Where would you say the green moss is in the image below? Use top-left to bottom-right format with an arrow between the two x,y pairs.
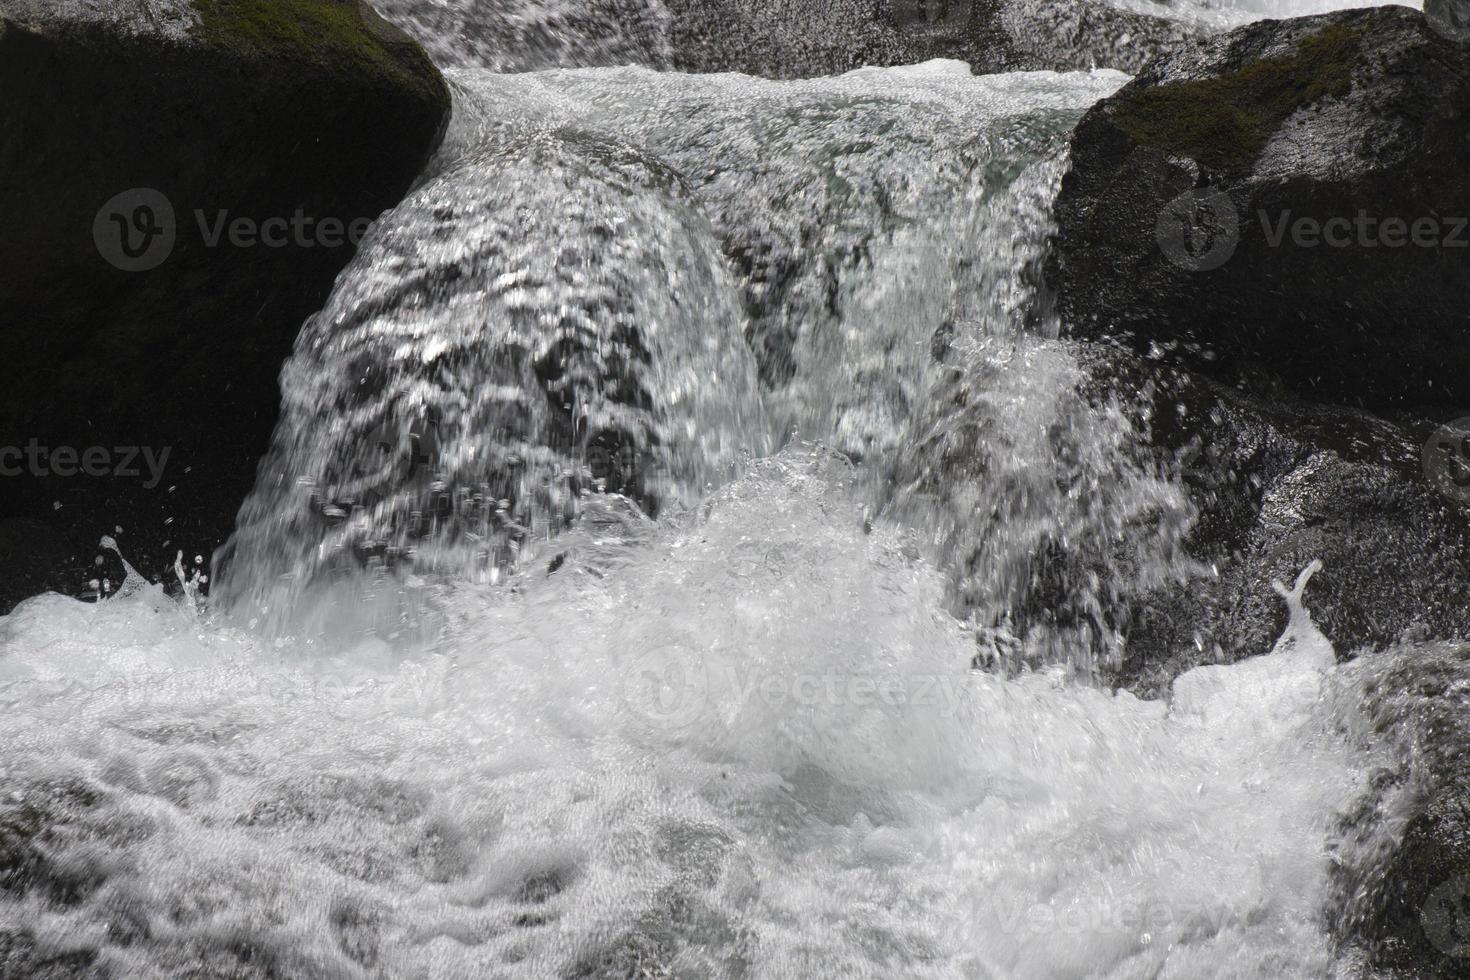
1112,24 -> 1362,173
189,0 -> 443,103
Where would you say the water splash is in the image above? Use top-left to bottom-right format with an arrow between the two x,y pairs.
215,64 -> 1136,643
0,457 -> 1376,978
215,114 -> 768,633
878,150 -> 1200,673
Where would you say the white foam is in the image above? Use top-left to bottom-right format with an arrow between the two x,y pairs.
0,450 -> 1373,978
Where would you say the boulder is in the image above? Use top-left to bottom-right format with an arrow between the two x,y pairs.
1330,641 -> 1470,979
962,0 -> 1199,75
1080,349 -> 1470,974
1078,346 -> 1470,695
0,0 -> 450,611
1049,7 -> 1470,413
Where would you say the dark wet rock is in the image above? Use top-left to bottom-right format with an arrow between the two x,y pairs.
0,931 -> 104,980
962,0 -> 1199,75
329,901 -> 383,970
560,818 -> 754,978
1081,349 -> 1470,970
1049,7 -> 1470,413
238,774 -> 426,829
1080,346 -> 1470,695
0,779 -> 127,910
1330,642 -> 1470,979
0,0 -> 450,613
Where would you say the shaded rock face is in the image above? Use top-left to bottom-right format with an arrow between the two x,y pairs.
1080,347 -> 1470,695
1049,6 -> 1470,413
0,0 -> 450,611
973,0 -> 1199,74
369,0 -> 1198,76
1329,642 -> 1470,979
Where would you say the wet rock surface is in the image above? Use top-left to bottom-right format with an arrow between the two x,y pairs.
1050,6 -> 1470,412
0,0 -> 450,612
1330,642 -> 1470,979
1080,347 -> 1470,695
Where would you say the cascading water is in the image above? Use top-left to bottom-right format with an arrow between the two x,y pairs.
359,0 -> 1422,74
0,3 -> 1443,978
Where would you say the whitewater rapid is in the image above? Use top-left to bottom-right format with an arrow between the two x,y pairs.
0,447 -> 1391,978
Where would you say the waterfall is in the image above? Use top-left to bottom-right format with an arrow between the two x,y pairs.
0,2 -> 1437,977
216,63 -> 1199,667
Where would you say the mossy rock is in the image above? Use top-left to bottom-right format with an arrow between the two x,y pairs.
1329,643 -> 1470,977
0,0 -> 450,610
189,0 -> 442,104
1111,23 -> 1361,173
1049,6 -> 1470,412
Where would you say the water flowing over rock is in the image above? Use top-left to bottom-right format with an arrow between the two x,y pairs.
1049,5 -> 1470,412
368,0 -> 1202,76
0,0 -> 451,612
216,110 -> 768,629
370,0 -> 675,70
219,63 -> 1193,650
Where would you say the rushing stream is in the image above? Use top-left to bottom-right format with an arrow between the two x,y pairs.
0,2 -> 1435,978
